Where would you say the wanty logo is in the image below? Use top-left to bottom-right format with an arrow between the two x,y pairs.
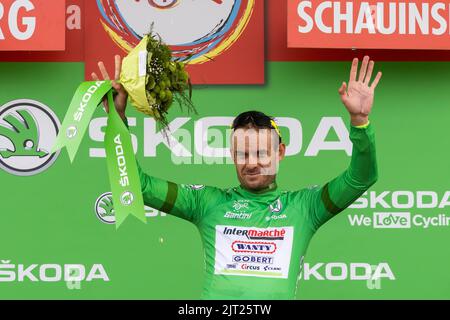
95,192 -> 166,224
0,99 -> 60,176
96,0 -> 255,63
0,260 -> 109,282
231,241 -> 277,254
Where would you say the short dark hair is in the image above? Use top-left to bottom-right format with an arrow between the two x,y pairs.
231,110 -> 282,143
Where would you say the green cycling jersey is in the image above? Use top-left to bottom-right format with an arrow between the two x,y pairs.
134,122 -> 378,299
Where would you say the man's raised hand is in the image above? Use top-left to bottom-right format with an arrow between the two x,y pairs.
338,56 -> 382,126
91,55 -> 128,120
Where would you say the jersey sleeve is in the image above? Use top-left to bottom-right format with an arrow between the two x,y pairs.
301,122 -> 378,231
123,117 -> 221,224
137,161 -> 223,225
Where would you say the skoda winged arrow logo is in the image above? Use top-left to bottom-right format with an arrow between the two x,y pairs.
95,192 -> 116,224
0,109 -> 47,159
66,126 -> 78,139
120,191 -> 134,206
95,192 -> 167,225
269,198 -> 282,213
0,100 -> 60,176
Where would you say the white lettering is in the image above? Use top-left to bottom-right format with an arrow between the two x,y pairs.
9,0 -> 36,40
66,5 -> 81,30
296,1 -> 450,35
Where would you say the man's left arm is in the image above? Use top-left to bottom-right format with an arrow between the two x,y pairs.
305,121 -> 377,230
304,56 -> 382,231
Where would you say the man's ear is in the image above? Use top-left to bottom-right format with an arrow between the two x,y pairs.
278,143 -> 286,161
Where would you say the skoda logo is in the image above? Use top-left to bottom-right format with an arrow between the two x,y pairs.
120,191 -> 134,206
66,126 -> 78,139
95,192 -> 116,224
0,99 -> 61,176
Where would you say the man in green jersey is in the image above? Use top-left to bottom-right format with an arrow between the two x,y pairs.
92,55 -> 382,300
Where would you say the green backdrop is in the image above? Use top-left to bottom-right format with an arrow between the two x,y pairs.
0,61 -> 449,299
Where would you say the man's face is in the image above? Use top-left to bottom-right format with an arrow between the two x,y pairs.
231,127 -> 286,191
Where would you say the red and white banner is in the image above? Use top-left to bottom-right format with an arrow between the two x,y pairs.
288,0 -> 450,50
0,0 -> 66,51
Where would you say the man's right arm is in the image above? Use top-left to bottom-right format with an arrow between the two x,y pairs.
92,56 -> 213,224
122,117 -> 204,223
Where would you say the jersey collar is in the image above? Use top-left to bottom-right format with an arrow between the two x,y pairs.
236,182 -> 280,199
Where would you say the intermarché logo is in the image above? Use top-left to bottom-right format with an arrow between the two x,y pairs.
347,191 -> 450,229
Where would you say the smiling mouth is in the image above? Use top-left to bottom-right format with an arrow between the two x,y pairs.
245,172 -> 260,176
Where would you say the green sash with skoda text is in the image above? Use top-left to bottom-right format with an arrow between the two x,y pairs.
51,81 -> 146,229
51,81 -> 111,162
104,90 -> 146,228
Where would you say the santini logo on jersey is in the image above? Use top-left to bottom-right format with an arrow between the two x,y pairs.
224,212 -> 252,220
223,227 -> 285,240
231,241 -> 277,254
